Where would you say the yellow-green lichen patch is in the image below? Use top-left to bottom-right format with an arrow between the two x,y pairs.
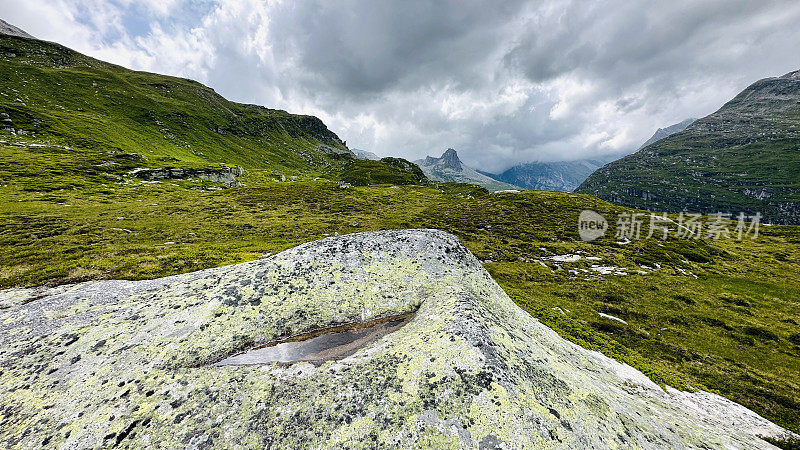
0,230 -> 791,448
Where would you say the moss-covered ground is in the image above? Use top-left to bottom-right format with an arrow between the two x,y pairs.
2,150 -> 798,433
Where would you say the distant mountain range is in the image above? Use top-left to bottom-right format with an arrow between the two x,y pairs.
338,118 -> 697,194
414,149 -> 519,192
637,118 -> 697,150
478,160 -> 605,192
577,70 -> 800,224
476,119 -> 696,192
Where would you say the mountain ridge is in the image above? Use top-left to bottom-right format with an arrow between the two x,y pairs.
637,118 -> 697,150
351,148 -> 380,160
577,69 -> 800,224
479,159 -> 606,192
478,118 -> 696,193
0,19 -> 33,39
0,29 -> 363,183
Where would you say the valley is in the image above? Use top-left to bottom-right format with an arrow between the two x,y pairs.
1,20 -> 799,448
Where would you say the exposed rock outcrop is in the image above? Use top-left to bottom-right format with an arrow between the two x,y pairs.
427,148 -> 462,171
0,19 -> 33,39
352,148 -> 381,160
0,230 -> 790,448
128,165 -> 244,187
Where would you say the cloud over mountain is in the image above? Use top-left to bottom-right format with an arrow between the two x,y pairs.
3,0 -> 799,172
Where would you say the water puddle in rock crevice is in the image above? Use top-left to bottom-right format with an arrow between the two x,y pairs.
214,312 -> 416,366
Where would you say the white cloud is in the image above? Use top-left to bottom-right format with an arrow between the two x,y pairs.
2,0 -> 800,172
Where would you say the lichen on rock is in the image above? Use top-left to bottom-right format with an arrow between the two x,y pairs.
0,229 -> 791,448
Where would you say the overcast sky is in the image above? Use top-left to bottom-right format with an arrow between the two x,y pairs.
2,1 -> 800,172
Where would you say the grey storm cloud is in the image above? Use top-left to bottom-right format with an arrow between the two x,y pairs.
505,0 -> 797,89
265,0 -> 530,97
2,0 -> 800,172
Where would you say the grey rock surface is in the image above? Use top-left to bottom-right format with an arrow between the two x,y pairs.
128,165 -> 244,187
0,19 -> 33,39
0,229 -> 790,448
637,118 -> 697,150
352,148 -> 381,160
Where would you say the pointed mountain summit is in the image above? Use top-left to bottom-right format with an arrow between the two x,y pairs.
437,148 -> 463,170
424,148 -> 463,171
415,149 -> 520,192
0,19 -> 33,39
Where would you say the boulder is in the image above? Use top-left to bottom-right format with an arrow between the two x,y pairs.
0,230 -> 790,448
128,166 -> 244,187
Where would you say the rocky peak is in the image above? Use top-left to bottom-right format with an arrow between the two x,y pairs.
780,69 -> 800,80
439,148 -> 462,169
415,149 -> 520,191
424,147 -> 465,171
0,19 -> 33,39
637,118 -> 697,150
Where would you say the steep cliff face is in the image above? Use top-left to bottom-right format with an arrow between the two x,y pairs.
577,70 -> 800,224
0,230 -> 790,448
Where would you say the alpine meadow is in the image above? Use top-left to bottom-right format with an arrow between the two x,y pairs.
1,5 -> 799,449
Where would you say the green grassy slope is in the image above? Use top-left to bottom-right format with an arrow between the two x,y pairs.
577,71 -> 800,224
1,33 -> 799,437
2,168 -> 799,433
0,33 -> 355,177
339,157 -> 429,186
